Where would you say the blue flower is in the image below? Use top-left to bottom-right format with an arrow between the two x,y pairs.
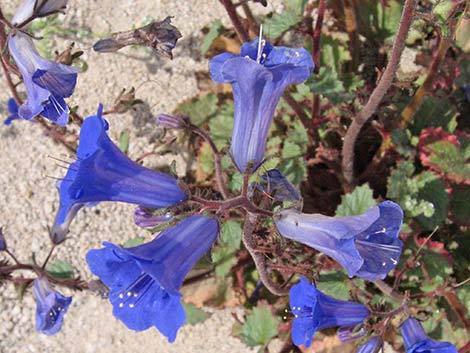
250,169 -> 301,202
401,318 -> 458,353
134,206 -> 173,228
356,337 -> 382,353
8,32 -> 79,126
51,105 -> 187,241
4,98 -> 21,126
275,201 -> 404,281
12,0 -> 68,26
290,277 -> 369,348
33,277 -> 72,336
210,37 -> 314,173
86,215 -> 219,342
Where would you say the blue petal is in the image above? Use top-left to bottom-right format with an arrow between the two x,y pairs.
356,338 -> 382,353
209,52 -> 238,83
41,95 -> 69,126
8,98 -> 19,114
401,318 -> 457,353
32,68 -> 78,97
355,201 -> 404,280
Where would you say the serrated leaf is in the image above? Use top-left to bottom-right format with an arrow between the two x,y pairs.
306,67 -> 352,105
176,93 -> 218,126
241,305 -> 279,347
47,261 -> 74,279
200,20 -> 223,54
220,220 -> 242,249
229,172 -> 243,192
119,130 -> 130,153
285,0 -> 308,15
123,236 -> 145,248
264,11 -> 300,39
316,272 -> 350,300
183,302 -> 210,325
411,96 -> 458,134
336,184 -> 376,216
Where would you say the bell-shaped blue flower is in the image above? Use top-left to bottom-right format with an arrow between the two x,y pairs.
86,215 -> 219,342
4,98 -> 21,126
275,201 -> 404,281
290,277 -> 369,348
401,318 -> 458,353
12,0 -> 68,26
356,337 -> 382,353
33,277 -> 72,336
210,37 -> 314,173
51,105 -> 187,241
8,32 -> 79,126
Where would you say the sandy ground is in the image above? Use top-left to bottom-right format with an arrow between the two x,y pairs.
0,1 -> 286,352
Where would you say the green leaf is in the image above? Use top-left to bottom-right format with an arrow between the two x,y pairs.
46,261 -> 74,279
229,172 -> 243,192
411,96 -> 458,133
123,236 -> 145,248
450,186 -> 470,225
278,158 -> 306,185
209,104 -> 234,150
416,178 -> 449,230
264,11 -> 300,39
176,93 -> 218,126
282,141 -> 302,159
220,220 -> 242,249
119,130 -> 130,153
200,20 -> 223,54
316,272 -> 350,300
285,0 -> 308,15
336,184 -> 376,216
241,305 -> 279,347
198,142 -> 215,175
183,302 -> 210,325
320,36 -> 350,75
306,67 -> 352,105
212,246 -> 237,278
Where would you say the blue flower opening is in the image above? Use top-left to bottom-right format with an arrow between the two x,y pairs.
401,318 -> 458,353
86,215 -> 219,342
275,201 -> 404,281
51,105 -> 187,240
289,277 -> 369,348
8,32 -> 79,126
33,277 -> 72,336
210,37 -> 314,173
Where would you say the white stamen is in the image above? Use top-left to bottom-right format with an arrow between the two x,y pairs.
127,292 -> 132,297
391,258 -> 398,265
119,303 -> 124,308
119,294 -> 124,299
256,24 -> 264,63
129,304 -> 135,308
382,262 -> 387,266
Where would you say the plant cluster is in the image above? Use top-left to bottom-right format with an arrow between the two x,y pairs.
0,1 -> 469,353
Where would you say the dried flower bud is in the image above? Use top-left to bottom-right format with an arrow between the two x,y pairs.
113,87 -> 143,114
0,227 -> 7,251
156,114 -> 189,129
134,206 -> 173,228
93,17 -> 182,59
55,42 -> 83,66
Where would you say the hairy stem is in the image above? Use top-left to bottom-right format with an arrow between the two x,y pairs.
242,213 -> 289,296
341,0 -> 416,188
219,0 -> 250,42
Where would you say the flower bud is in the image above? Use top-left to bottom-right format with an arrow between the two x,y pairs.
156,114 -> 189,129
